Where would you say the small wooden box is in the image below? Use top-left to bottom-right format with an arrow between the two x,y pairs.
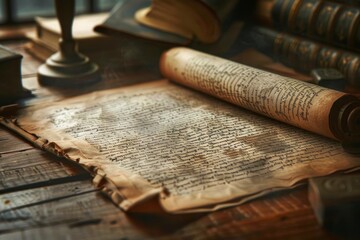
0,45 -> 29,105
309,174 -> 360,235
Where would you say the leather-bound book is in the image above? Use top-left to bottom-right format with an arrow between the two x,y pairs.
256,0 -> 360,52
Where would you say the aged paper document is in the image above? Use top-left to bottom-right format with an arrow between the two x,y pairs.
1,48 -> 360,213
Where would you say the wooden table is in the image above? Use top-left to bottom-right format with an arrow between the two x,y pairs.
0,34 -> 347,240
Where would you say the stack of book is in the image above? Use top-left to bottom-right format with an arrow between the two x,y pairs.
245,0 -> 360,88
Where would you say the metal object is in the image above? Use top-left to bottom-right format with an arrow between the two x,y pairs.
310,68 -> 346,91
38,0 -> 101,87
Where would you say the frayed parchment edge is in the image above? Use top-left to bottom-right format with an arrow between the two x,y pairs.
0,116 -> 164,212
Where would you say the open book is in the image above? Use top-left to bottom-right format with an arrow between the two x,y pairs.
134,0 -> 244,43
1,48 -> 360,213
94,0 -> 251,54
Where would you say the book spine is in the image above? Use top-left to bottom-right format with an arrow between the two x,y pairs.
241,26 -> 360,86
264,0 -> 360,52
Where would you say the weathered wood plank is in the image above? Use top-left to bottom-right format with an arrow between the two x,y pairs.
0,189 -> 340,240
0,127 -> 33,154
0,190 -> 119,233
0,181 -> 95,212
0,217 -> 149,240
172,188 -> 339,240
0,148 -> 89,193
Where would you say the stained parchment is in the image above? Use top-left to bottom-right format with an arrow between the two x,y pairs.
3,78 -> 360,213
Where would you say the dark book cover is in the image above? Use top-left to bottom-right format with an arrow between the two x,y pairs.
266,0 -> 360,52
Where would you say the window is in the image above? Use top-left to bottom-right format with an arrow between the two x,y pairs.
0,0 -> 4,23
0,0 -> 117,25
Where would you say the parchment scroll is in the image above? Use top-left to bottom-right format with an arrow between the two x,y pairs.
160,48 -> 360,141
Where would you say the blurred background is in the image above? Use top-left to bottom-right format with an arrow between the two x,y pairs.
0,0 -> 118,24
